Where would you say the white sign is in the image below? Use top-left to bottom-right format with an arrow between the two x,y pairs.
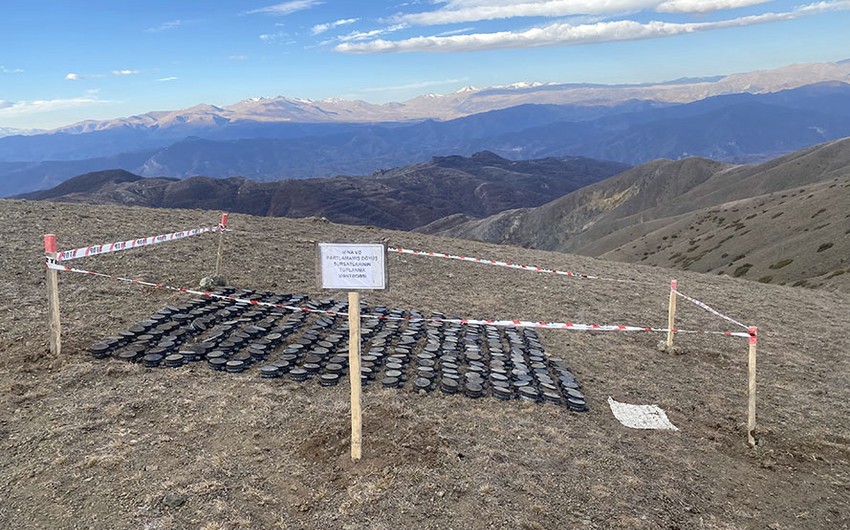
318,243 -> 387,290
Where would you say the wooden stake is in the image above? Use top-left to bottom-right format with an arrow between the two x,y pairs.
348,291 -> 362,462
44,234 -> 62,356
215,213 -> 228,278
747,326 -> 758,447
666,279 -> 678,348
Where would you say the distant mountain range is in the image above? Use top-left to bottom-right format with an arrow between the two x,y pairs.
19,137 -> 850,290
18,152 -> 628,231
2,59 -> 850,197
0,127 -> 45,138
39,57 -> 850,130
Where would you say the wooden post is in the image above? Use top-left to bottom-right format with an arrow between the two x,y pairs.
666,279 -> 678,348
44,234 -> 62,356
747,326 -> 758,447
215,213 -> 228,278
348,291 -> 362,462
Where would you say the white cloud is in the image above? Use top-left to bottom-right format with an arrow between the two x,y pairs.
339,0 -> 850,53
259,31 -> 292,43
338,20 -> 695,53
657,0 -> 772,13
1,66 -> 24,74
65,72 -> 106,80
246,0 -> 322,15
158,76 -> 178,82
112,69 -> 141,76
397,0 -> 661,25
0,96 -> 110,118
395,0 -> 829,24
146,19 -> 184,33
360,78 -> 465,92
229,54 -> 249,61
311,17 -> 359,35
793,0 -> 850,14
336,23 -> 408,43
434,27 -> 477,37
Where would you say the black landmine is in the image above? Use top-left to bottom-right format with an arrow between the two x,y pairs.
89,288 -> 588,412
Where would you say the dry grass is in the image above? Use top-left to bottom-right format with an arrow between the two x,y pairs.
605,174 -> 850,292
0,199 -> 848,529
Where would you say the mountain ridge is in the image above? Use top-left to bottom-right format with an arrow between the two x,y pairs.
19,138 -> 850,291
421,137 -> 850,291
27,59 -> 850,138
19,152 -> 628,231
4,82 -> 850,197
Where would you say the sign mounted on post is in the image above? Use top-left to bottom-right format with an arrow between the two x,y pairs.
318,243 -> 387,290
316,242 -> 388,463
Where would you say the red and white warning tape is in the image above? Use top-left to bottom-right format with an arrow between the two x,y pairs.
673,288 -> 748,330
45,258 -> 750,338
55,224 -> 224,262
388,246 -> 652,284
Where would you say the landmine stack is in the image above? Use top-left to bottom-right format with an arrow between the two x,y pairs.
88,289 -> 589,411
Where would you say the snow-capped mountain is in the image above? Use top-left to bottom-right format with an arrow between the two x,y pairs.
0,126 -> 46,138
41,59 -> 850,136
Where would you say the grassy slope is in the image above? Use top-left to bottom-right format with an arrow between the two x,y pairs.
426,138 -> 850,291
597,174 -> 850,290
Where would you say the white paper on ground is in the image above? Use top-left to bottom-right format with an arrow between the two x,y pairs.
608,396 -> 679,431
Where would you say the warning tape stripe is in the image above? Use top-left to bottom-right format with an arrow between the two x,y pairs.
673,289 -> 749,330
56,225 -> 224,262
45,259 -> 749,338
388,246 -> 652,284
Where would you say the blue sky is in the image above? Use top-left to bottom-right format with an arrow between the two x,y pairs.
1,0 -> 849,129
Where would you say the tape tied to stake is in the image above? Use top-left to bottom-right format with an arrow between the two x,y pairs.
388,246 -> 654,285
54,224 -> 223,262
672,288 -> 749,330
45,258 -> 750,338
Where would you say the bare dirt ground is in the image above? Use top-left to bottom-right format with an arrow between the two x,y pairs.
1,199 -> 848,530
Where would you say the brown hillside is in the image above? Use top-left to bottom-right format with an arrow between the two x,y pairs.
1,199 -> 848,529
599,174 -> 850,290
425,138 -> 850,291
419,157 -> 730,250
